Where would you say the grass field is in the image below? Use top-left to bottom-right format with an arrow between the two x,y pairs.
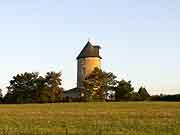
0,102 -> 179,135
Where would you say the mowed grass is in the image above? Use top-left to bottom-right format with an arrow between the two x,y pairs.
0,102 -> 179,135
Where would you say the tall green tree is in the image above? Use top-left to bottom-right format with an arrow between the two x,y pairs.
115,80 -> 134,101
0,89 -> 3,103
39,72 -> 64,103
6,72 -> 39,103
83,68 -> 117,101
138,87 -> 150,100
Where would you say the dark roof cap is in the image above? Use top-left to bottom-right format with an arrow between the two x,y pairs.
77,41 -> 102,59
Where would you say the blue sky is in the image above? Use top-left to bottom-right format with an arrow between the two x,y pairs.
0,0 -> 179,95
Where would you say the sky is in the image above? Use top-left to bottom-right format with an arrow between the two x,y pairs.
0,0 -> 179,95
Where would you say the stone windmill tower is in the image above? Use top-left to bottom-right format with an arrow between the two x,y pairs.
77,41 -> 102,89
64,40 -> 102,99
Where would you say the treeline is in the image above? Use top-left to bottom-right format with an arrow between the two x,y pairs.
150,94 -> 180,101
79,68 -> 180,102
82,68 -> 150,102
0,69 -> 179,104
2,72 -> 63,104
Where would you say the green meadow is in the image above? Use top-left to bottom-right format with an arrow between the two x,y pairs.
0,102 -> 179,135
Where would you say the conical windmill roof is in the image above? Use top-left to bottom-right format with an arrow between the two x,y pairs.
77,41 -> 102,59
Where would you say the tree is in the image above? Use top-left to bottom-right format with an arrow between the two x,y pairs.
6,72 -> 40,103
0,89 -> 3,103
115,80 -> 134,101
83,68 -> 117,101
129,92 -> 146,101
39,72 -> 64,103
138,87 -> 150,100
4,71 -> 64,104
